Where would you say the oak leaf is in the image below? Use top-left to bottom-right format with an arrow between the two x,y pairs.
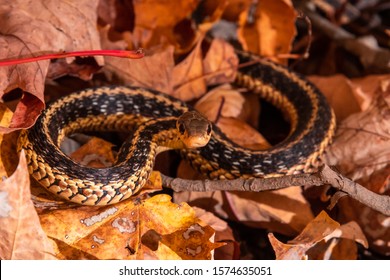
0,0 -> 102,133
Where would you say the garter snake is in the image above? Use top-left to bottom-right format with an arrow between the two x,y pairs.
18,51 -> 336,206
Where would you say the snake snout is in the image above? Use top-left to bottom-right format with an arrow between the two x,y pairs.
177,111 -> 212,149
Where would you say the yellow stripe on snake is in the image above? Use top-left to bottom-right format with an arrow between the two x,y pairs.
18,51 -> 336,206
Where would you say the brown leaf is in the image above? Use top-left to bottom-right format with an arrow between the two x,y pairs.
268,211 -> 367,260
222,0 -> 252,22
308,75 -> 362,121
193,206 -> 237,260
104,44 -> 175,95
237,0 -> 297,63
313,76 -> 389,256
349,75 -> 390,111
104,38 -> 238,101
226,187 -> 314,236
0,0 -> 102,133
215,117 -> 270,150
128,0 -> 199,51
0,151 -> 55,259
325,90 -> 390,181
195,84 -> 269,149
202,39 -> 238,85
195,84 -> 246,121
309,74 -> 390,121
171,38 -> 207,100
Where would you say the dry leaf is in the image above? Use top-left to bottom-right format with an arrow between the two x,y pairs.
160,222 -> 223,260
222,0 -> 252,22
0,103 -> 18,178
104,44 -> 175,94
129,0 -> 199,51
268,211 -> 367,260
195,84 -> 269,149
215,117 -> 270,150
309,75 -> 362,121
70,137 -> 116,168
226,187 -> 314,236
195,84 -> 246,121
40,194 -> 220,259
309,74 -> 390,121
104,38 -> 237,101
193,206 -> 237,260
0,0 -> 102,133
202,39 -> 238,85
100,0 -> 228,53
350,75 -> 390,110
325,91 -> 390,181
322,86 -> 390,256
237,0 -> 297,63
0,151 -> 55,259
171,38 -> 206,100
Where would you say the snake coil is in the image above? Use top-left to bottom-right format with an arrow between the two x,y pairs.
19,51 -> 336,206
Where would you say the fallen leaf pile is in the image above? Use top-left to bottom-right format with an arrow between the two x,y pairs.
0,0 -> 389,260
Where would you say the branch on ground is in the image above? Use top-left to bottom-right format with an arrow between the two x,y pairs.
161,164 -> 390,216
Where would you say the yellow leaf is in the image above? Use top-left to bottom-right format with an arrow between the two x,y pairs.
40,194 -> 221,259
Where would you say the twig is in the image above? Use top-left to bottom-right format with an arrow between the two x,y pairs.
161,164 -> 390,216
0,49 -> 144,66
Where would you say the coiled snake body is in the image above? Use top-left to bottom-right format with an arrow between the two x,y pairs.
19,52 -> 336,206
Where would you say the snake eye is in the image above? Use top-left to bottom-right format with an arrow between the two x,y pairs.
207,124 -> 212,135
178,123 -> 185,134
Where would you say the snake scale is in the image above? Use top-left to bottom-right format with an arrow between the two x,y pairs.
18,51 -> 336,206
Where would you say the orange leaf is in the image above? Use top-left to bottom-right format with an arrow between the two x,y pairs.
0,104 -> 19,178
237,0 -> 297,63
268,211 -> 367,260
70,137 -> 116,168
40,194 -> 221,259
309,75 -> 362,121
104,38 -> 238,101
222,0 -> 252,22
0,151 -> 55,259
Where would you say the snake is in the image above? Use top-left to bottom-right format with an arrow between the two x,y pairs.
18,51 -> 336,206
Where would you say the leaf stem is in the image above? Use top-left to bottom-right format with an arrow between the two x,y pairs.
0,48 -> 144,66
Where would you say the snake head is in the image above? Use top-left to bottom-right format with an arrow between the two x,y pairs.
176,111 -> 212,148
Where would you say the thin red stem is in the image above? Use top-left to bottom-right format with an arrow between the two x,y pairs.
0,48 -> 144,66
